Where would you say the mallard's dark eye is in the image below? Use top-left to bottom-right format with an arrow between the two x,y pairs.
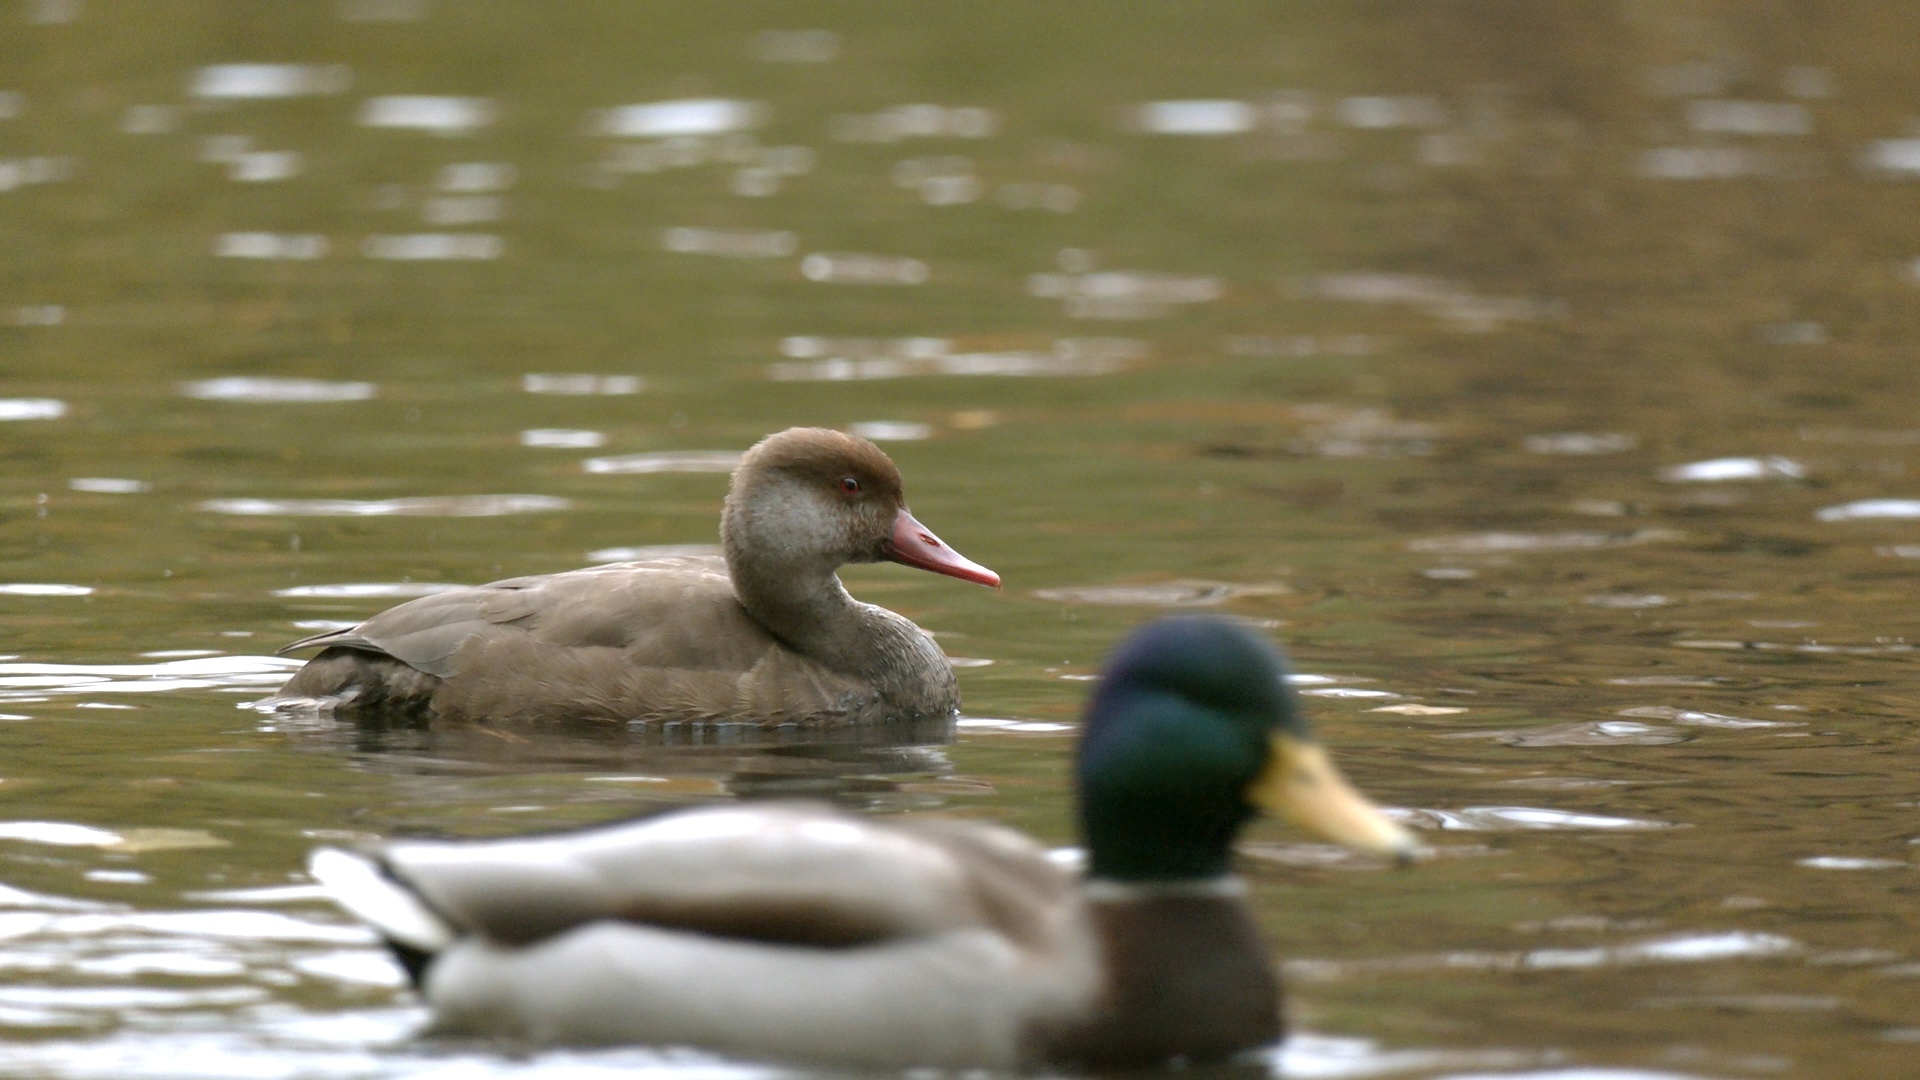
839,476 -> 861,494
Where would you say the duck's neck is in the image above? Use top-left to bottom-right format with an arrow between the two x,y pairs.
720,490 -> 956,714
726,548 -> 871,664
720,483 -> 867,659
1043,878 -> 1281,1067
727,541 -> 946,696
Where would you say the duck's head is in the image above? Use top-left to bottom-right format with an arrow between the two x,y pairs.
1076,616 -> 1420,882
721,428 -> 999,587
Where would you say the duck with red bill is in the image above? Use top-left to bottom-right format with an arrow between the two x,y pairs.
268,427 -> 999,726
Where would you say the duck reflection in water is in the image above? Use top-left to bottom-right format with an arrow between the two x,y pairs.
276,705 -> 964,814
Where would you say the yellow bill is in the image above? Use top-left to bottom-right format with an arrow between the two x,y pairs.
1252,733 -> 1424,865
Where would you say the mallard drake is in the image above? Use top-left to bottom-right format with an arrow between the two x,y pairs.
269,427 -> 1000,726
309,616 -> 1419,1069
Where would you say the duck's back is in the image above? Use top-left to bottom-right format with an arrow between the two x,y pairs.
274,558 -> 910,724
331,804 -> 1100,1068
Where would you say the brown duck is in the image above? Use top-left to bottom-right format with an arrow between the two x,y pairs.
269,428 -> 1000,725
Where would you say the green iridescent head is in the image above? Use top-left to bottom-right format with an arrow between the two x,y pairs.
1075,617 -> 1417,882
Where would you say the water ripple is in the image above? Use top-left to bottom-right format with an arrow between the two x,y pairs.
359,95 -> 496,135
582,451 -> 742,475
521,429 -> 606,449
1583,593 -> 1670,609
768,337 -> 1142,381
1675,638 -> 1914,655
189,64 -> 351,100
1133,99 -> 1258,136
1290,931 -> 1798,981
361,234 -> 503,261
1524,432 -> 1638,455
1268,1031 -> 1540,1079
1443,1060 -> 1720,1068
800,252 -> 928,286
47,910 -> 367,945
1299,688 -> 1400,700
522,374 -> 643,395
0,656 -> 298,701
0,823 -> 120,847
0,584 -> 92,597
846,421 -> 932,442
274,584 -> 463,599
1798,856 -> 1907,870
828,103 -> 997,143
1032,580 -> 1290,607
1393,805 -> 1675,831
214,232 -> 328,260
1817,498 -> 1920,521
1409,529 -> 1683,555
660,226 -> 797,258
0,398 -> 66,421
594,98 -> 764,138
584,545 -> 721,562
179,378 -> 375,404
954,717 -> 1073,734
1661,456 -> 1804,482
199,496 -> 568,517
69,478 -> 151,494
1616,706 -> 1802,730
1028,269 -> 1223,319
1443,720 -> 1688,747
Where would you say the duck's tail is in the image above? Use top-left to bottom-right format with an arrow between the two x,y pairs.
309,847 -> 456,988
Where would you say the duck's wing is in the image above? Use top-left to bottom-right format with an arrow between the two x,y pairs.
278,558 -> 769,678
315,803 -> 1073,955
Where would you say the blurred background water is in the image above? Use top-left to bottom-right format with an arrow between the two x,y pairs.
2,2 -> 1920,1077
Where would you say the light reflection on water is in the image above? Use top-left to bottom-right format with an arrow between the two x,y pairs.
273,584 -> 462,599
581,451 -> 742,475
1392,807 -> 1675,833
180,378 -> 378,404
0,399 -> 68,421
198,496 -> 572,517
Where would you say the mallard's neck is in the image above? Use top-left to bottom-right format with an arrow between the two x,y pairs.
1079,796 -> 1250,881
1043,887 -> 1280,1067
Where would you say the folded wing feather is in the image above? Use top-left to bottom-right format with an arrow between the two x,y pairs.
378,804 -> 1072,949
279,557 -> 765,680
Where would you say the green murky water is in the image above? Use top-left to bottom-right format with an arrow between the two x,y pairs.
2,2 -> 1920,1077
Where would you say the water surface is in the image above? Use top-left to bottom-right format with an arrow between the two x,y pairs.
2,3 -> 1920,1078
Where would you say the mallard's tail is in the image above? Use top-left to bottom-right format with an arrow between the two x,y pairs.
309,847 -> 455,987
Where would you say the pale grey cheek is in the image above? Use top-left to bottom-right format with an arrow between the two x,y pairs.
749,483 -> 859,559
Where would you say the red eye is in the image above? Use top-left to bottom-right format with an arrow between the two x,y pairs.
839,476 -> 861,494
